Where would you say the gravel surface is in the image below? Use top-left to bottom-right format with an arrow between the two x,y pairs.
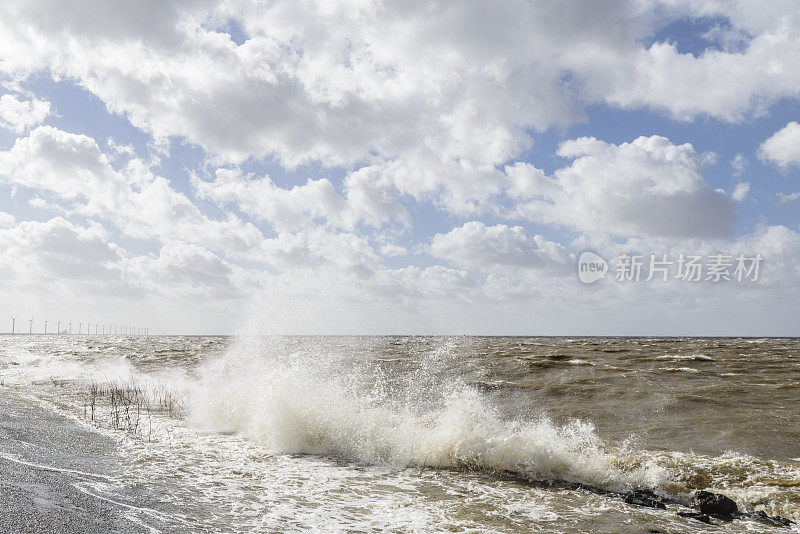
0,389 -> 163,533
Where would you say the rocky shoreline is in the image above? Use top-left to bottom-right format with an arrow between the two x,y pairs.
623,488 -> 795,529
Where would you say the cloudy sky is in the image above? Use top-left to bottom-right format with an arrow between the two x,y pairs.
0,0 -> 799,335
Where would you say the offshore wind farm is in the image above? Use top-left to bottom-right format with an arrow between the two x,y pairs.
5,316 -> 149,336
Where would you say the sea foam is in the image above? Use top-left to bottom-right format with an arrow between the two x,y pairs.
189,336 -> 669,494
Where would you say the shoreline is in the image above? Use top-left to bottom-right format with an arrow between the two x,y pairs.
0,388 -> 180,533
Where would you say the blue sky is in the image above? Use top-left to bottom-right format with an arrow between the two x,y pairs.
0,1 -> 798,335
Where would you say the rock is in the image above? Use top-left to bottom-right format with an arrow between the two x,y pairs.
746,510 -> 795,528
624,490 -> 667,509
688,492 -> 794,528
694,490 -> 738,517
678,511 -> 711,524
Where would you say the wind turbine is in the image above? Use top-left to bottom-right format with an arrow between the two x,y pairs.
78,322 -> 82,335
68,322 -> 72,335
10,316 -> 17,334
57,320 -> 61,334
44,319 -> 48,334
28,315 -> 34,334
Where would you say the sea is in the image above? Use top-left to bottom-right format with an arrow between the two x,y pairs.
0,335 -> 798,532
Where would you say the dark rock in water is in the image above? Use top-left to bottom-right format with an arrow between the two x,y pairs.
745,510 -> 795,528
694,490 -> 738,517
624,490 -> 666,509
678,511 -> 711,524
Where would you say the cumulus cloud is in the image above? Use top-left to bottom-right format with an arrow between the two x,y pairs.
577,0 -> 800,121
732,182 -> 750,201
0,0 -> 796,240
0,217 -> 126,285
724,224 -> 800,286
731,153 -> 748,176
508,135 -> 737,238
0,94 -> 50,133
429,221 -> 569,272
0,211 -> 15,228
1,0 -> 798,217
0,1 -> 581,168
129,242 -> 258,301
194,166 -> 409,232
0,126 -> 264,255
0,127 -> 456,304
0,1 -> 799,334
0,216 -> 262,313
1,2 -> 797,161
759,121 -> 800,167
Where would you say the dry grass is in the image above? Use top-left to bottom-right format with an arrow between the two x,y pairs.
82,378 -> 184,440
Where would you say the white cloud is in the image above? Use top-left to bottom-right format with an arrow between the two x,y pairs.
576,1 -> 800,121
27,196 -> 66,212
194,169 -> 347,232
260,228 -> 383,275
0,211 -> 16,228
0,217 -> 125,285
379,243 -> 407,257
731,153 -> 748,176
731,224 -> 800,286
128,242 -> 258,301
429,221 -> 569,272
759,121 -> 800,167
0,126 -> 264,256
777,191 -> 800,204
0,217 -> 263,321
194,166 -> 409,232
2,0 -> 798,215
732,182 -> 750,201
0,2 -> 799,334
0,94 -> 50,133
508,135 -> 737,238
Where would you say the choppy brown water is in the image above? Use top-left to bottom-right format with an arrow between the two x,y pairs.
1,335 -> 798,532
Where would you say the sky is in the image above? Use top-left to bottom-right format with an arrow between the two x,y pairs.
0,0 -> 799,335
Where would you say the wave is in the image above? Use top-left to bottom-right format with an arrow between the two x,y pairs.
656,367 -> 701,374
189,337 -> 669,495
4,336 -> 799,525
654,354 -> 715,362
